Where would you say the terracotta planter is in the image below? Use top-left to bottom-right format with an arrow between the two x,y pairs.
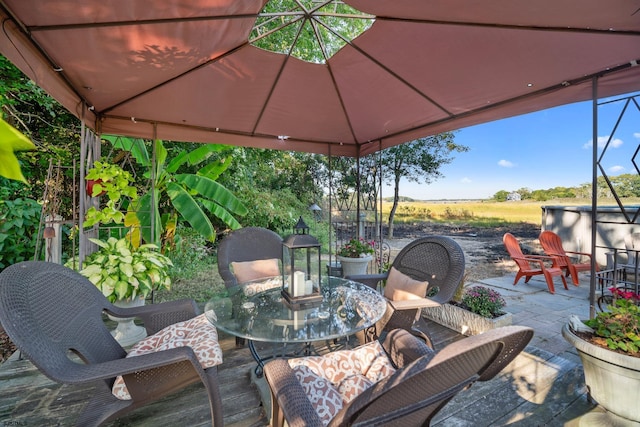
422,302 -> 512,336
85,178 -> 106,197
337,255 -> 372,277
562,324 -> 640,425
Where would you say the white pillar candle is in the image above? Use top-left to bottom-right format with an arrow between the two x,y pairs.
305,279 -> 313,294
293,271 -> 305,296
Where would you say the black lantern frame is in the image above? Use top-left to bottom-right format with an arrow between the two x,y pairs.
281,217 -> 322,308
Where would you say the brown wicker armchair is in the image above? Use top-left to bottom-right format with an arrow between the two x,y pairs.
217,227 -> 283,346
264,326 -> 533,427
347,236 -> 465,346
0,261 -> 223,427
217,226 -> 283,289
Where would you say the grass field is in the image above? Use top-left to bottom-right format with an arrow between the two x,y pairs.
381,198 -> 638,227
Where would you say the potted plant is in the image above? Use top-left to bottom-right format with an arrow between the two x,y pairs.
423,285 -> 512,336
562,287 -> 640,425
79,236 -> 173,345
336,237 -> 375,277
83,161 -> 138,228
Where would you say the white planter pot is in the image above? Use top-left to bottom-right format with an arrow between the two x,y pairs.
108,297 -> 147,347
562,324 -> 640,426
337,255 -> 372,277
422,303 -> 512,336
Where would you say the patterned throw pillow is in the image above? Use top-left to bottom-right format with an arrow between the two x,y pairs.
112,312 -> 223,400
287,340 -> 396,425
383,266 -> 429,301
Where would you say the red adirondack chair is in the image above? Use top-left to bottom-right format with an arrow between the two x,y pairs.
539,230 -> 598,285
503,233 -> 567,294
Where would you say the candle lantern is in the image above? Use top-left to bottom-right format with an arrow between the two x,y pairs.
281,216 -> 322,307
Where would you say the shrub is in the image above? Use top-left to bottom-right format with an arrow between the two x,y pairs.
461,285 -> 506,318
0,197 -> 42,270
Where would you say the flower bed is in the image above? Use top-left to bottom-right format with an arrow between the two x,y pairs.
423,285 -> 512,336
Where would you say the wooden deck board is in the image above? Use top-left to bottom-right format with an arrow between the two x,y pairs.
0,320 -> 596,427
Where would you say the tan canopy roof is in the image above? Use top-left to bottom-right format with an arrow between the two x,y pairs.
1,0 -> 639,157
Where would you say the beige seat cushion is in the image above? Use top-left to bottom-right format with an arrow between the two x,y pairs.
231,258 -> 280,283
112,313 -> 223,400
383,266 -> 429,301
287,340 -> 396,426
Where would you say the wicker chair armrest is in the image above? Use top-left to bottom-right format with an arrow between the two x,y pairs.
388,298 -> 440,311
106,299 -> 199,335
381,329 -> 435,368
264,359 -> 324,427
344,273 -> 388,290
64,346 -> 201,384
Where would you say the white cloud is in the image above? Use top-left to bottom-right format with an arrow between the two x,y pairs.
634,132 -> 640,140
498,159 -> 515,168
609,165 -> 625,174
461,177 -> 472,183
583,135 -> 624,149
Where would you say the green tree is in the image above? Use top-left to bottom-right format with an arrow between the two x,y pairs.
516,187 -> 532,200
1,55 -> 80,219
380,133 -> 468,238
493,190 -> 509,202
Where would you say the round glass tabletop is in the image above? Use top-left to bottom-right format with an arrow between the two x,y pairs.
204,276 -> 386,344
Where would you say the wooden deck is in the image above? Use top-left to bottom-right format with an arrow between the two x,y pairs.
0,319 -> 598,426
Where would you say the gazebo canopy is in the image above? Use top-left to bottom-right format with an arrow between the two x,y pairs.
1,0 -> 639,157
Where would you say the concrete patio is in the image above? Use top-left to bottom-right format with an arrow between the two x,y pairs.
0,272 -> 609,426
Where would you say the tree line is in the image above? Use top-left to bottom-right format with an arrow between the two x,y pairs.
492,174 -> 640,201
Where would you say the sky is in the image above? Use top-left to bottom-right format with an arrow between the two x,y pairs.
383,91 -> 640,200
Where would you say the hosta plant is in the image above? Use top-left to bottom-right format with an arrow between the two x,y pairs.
80,237 -> 172,302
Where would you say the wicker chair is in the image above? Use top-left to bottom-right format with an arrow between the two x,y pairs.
264,326 -> 533,427
539,230 -> 598,285
347,236 -> 465,346
503,233 -> 567,294
0,261 -> 223,427
217,226 -> 283,289
217,226 -> 283,346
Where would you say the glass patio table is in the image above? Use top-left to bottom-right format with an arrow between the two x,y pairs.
204,276 -> 387,376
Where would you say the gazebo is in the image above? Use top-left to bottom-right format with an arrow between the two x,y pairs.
1,0 -> 640,314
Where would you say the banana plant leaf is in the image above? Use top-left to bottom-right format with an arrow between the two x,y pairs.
0,118 -> 36,183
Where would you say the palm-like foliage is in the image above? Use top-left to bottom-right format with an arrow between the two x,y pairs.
105,136 -> 247,245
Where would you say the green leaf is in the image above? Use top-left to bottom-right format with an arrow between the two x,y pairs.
104,135 -> 150,166
166,150 -> 190,173
0,118 -> 36,183
154,139 -> 168,178
166,182 -> 216,241
175,174 -> 247,215
200,198 -> 242,230
119,263 -> 134,278
136,190 -> 163,246
114,280 -> 129,300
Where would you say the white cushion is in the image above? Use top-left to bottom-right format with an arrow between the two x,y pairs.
230,258 -> 280,283
383,266 -> 429,301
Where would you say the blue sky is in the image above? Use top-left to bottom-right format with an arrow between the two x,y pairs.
384,91 -> 640,200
